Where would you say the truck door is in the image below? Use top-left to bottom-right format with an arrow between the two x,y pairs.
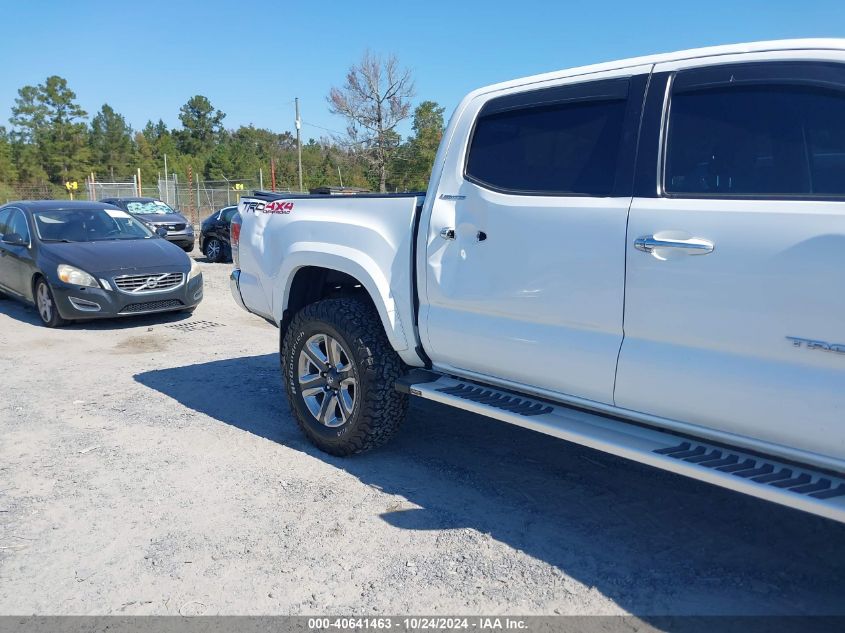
421,66 -> 650,405
615,55 -> 845,463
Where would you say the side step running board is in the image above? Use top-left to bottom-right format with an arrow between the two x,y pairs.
396,371 -> 845,523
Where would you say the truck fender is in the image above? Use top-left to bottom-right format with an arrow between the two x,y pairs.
275,244 -> 410,353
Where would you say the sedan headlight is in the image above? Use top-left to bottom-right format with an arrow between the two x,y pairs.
57,264 -> 99,288
188,259 -> 202,281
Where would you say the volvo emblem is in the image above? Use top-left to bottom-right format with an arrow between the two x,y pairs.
146,277 -> 159,289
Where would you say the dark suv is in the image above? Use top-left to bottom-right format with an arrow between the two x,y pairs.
100,197 -> 194,252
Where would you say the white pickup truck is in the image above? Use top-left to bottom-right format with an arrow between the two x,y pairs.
231,39 -> 845,523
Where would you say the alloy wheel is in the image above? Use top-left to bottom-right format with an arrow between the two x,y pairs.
206,239 -> 221,261
297,333 -> 357,427
36,282 -> 53,323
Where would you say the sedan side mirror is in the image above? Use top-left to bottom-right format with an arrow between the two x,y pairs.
2,233 -> 26,246
155,227 -> 169,238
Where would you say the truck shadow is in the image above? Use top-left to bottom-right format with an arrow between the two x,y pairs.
134,354 -> 845,616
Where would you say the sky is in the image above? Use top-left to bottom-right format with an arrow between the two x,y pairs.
2,0 -> 845,142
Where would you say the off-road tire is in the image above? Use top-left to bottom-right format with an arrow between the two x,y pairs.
281,297 -> 408,456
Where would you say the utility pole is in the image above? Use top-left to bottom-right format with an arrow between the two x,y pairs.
163,154 -> 169,203
187,165 -> 195,229
295,97 -> 303,193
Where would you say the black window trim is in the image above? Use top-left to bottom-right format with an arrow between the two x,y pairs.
0,206 -> 12,238
658,60 -> 845,202
462,75 -> 647,198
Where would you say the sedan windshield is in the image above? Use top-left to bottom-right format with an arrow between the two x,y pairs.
34,209 -> 154,242
125,200 -> 176,215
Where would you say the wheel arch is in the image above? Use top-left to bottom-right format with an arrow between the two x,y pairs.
30,271 -> 46,304
278,257 -> 409,356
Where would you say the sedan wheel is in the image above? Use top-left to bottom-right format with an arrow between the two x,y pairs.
35,279 -> 67,328
205,238 -> 223,263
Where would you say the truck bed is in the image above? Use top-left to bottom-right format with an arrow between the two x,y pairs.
235,190 -> 427,366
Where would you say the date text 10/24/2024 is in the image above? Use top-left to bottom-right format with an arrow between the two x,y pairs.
308,617 -> 529,631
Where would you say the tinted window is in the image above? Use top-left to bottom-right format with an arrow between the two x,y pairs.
0,208 -> 10,237
222,207 -> 237,222
7,210 -> 30,242
466,95 -> 628,196
665,83 -> 845,197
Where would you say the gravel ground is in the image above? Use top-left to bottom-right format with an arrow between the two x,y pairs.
1,257 -> 844,617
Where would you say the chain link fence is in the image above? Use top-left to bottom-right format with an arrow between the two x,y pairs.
1,183 -> 65,201
87,181 -> 143,200
83,177 -> 290,230
3,177 -> 295,232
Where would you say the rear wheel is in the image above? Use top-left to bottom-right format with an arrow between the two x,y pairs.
34,278 -> 68,328
281,298 -> 408,456
204,238 -> 223,262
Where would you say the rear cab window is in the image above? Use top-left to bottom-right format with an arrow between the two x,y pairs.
464,78 -> 635,197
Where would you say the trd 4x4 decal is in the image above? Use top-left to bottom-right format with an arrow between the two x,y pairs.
242,200 -> 294,214
264,200 -> 294,214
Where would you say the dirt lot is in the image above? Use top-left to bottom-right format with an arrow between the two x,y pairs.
1,257 -> 844,617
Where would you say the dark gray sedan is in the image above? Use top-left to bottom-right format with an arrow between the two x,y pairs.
0,201 -> 203,327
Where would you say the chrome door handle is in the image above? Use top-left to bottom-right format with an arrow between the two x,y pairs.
439,227 -> 455,240
634,235 -> 714,255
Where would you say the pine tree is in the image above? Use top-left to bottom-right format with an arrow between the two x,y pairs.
177,96 -> 225,157
90,104 -> 134,180
9,76 -> 89,184
0,127 -> 18,183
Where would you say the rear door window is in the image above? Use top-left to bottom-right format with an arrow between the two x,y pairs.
465,79 -> 630,197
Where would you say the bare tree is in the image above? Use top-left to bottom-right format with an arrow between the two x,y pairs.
328,51 -> 415,192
